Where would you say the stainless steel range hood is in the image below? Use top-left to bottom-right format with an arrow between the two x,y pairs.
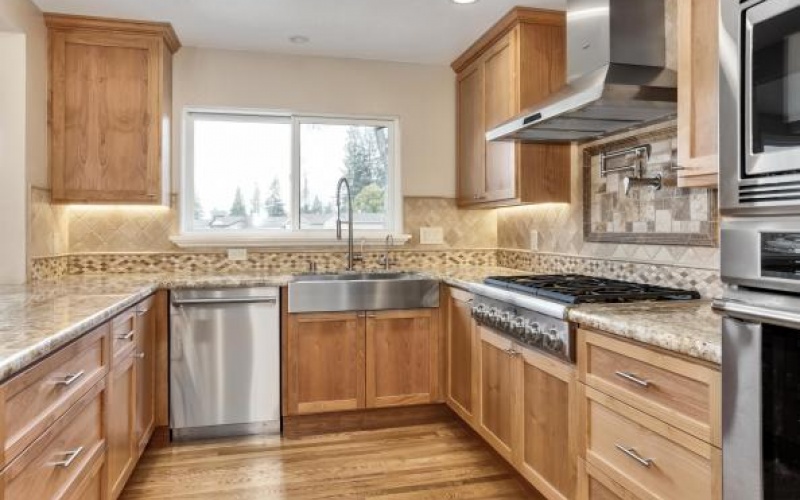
487,0 -> 677,143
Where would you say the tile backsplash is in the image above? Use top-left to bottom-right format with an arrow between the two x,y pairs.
584,124 -> 717,246
497,122 -> 720,271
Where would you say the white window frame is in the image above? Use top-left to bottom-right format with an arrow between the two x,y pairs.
172,107 -> 408,248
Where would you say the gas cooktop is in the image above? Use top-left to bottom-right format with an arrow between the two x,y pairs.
483,274 -> 701,304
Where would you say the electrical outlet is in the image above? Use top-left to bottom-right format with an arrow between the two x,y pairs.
529,230 -> 539,251
419,227 -> 444,245
227,248 -> 248,261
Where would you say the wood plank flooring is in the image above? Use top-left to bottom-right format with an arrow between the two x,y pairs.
121,421 -> 538,499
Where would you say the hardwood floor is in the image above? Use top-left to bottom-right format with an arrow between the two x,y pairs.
121,421 -> 539,499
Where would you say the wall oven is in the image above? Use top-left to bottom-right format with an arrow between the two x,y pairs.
720,0 -> 800,214
719,220 -> 800,499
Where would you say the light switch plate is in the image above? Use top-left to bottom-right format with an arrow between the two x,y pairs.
227,248 -> 248,261
529,230 -> 539,251
420,227 -> 444,245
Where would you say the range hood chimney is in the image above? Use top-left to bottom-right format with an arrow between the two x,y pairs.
487,0 -> 677,143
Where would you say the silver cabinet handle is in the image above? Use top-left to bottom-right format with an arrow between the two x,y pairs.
54,370 -> 85,387
116,331 -> 135,341
615,444 -> 654,468
52,446 -> 84,468
134,352 -> 145,359
615,371 -> 651,387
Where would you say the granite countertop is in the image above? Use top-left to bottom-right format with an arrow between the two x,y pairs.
0,266 -> 720,383
0,266 -> 519,382
567,300 -> 721,365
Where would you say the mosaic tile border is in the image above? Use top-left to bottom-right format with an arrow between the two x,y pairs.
497,249 -> 723,299
30,249 -> 497,279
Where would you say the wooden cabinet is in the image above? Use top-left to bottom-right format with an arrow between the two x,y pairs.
453,7 -> 570,207
676,0 -> 720,188
45,14 -> 180,204
107,350 -> 136,499
477,327 -> 521,462
576,328 -> 721,500
134,296 -> 156,456
445,287 -> 478,424
365,310 -> 439,408
287,312 -> 366,415
286,308 -> 440,416
519,347 -> 577,500
2,382 -> 106,500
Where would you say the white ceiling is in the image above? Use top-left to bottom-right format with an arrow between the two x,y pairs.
31,0 -> 566,65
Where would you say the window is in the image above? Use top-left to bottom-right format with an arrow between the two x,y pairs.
179,110 -> 399,246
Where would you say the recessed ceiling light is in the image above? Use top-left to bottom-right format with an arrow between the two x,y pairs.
289,35 -> 310,44
451,0 -> 478,4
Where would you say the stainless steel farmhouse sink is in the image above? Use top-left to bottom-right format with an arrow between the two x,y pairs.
288,272 -> 439,313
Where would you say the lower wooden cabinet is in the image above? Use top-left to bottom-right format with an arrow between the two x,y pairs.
519,348 -> 577,500
107,351 -> 137,499
286,312 -> 366,415
2,381 -> 106,500
134,297 -> 157,455
286,308 -> 440,416
366,309 -> 439,407
477,327 -> 521,462
445,287 -> 478,424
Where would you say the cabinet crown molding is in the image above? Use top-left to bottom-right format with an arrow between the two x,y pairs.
43,13 -> 181,53
451,6 -> 564,73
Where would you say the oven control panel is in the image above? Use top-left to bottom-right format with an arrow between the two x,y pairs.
471,295 -> 573,362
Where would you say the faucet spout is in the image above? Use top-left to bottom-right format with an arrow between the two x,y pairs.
335,177 -> 362,271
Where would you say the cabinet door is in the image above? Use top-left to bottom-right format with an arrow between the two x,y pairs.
108,354 -> 136,499
478,326 -> 522,462
366,309 -> 438,407
287,312 -> 365,415
677,0 -> 719,188
446,288 -> 478,424
483,29 -> 519,203
457,60 -> 485,205
50,30 -> 162,203
134,297 -> 156,456
518,347 -> 577,500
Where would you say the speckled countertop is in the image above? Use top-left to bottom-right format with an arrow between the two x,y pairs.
0,266 -> 518,382
568,301 -> 721,365
0,266 -> 720,383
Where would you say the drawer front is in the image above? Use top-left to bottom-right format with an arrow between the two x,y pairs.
3,324 -> 108,465
586,388 -> 719,500
579,329 -> 720,445
112,308 -> 137,358
4,382 -> 105,500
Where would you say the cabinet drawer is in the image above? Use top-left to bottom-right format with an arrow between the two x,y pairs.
585,387 -> 720,500
578,329 -> 720,445
2,324 -> 108,466
3,381 -> 106,500
112,307 -> 138,358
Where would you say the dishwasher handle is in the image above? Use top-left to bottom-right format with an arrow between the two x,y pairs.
172,296 -> 278,306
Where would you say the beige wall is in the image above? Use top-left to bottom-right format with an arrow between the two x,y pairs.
0,0 -> 46,283
172,47 -> 456,197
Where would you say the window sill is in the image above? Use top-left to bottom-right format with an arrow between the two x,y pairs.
170,233 -> 412,249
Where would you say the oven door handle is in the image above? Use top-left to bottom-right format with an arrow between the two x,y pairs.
713,299 -> 800,329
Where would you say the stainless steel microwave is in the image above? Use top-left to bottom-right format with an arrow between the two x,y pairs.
720,0 -> 800,215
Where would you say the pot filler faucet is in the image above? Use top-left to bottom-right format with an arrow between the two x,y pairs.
336,177 -> 363,271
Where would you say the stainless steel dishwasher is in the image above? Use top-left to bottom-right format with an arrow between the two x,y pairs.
169,287 -> 280,440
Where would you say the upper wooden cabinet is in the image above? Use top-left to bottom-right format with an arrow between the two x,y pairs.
45,14 -> 180,204
676,0 -> 719,189
453,8 -> 571,208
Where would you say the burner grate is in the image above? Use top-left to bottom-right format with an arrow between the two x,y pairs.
484,274 -> 700,304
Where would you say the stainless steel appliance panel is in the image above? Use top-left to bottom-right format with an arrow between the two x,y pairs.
170,287 -> 280,439
720,0 -> 800,214
722,316 -> 764,500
